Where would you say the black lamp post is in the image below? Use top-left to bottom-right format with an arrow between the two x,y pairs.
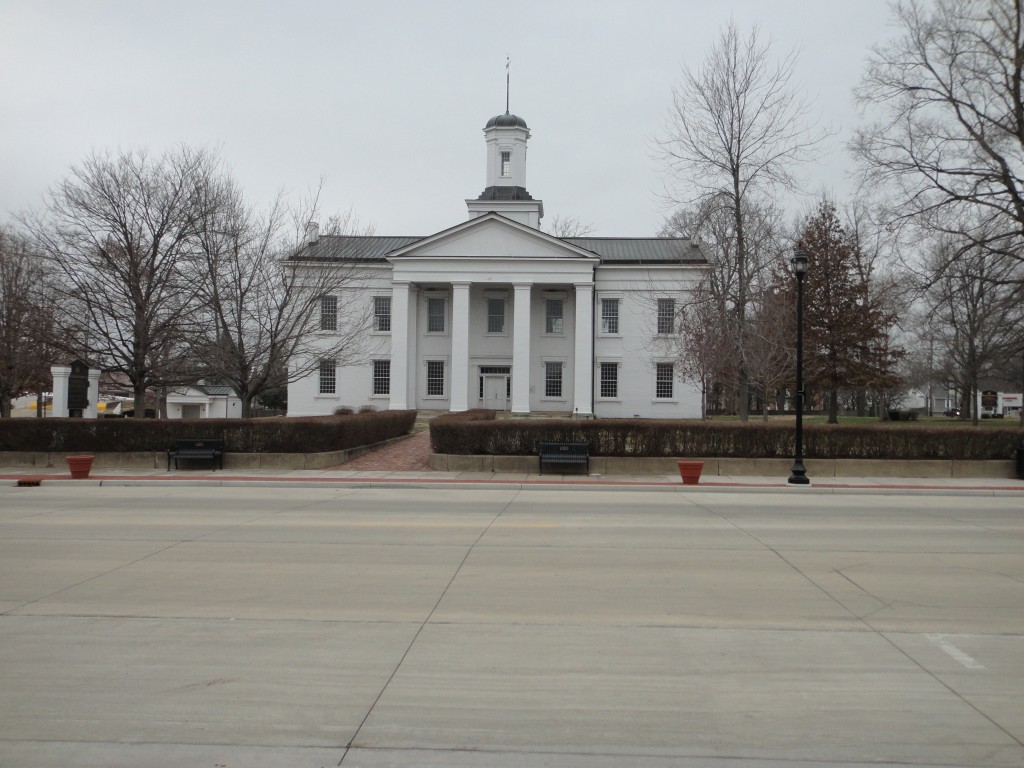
789,249 -> 810,485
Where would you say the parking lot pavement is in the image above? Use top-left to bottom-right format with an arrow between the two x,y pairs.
0,484 -> 1022,767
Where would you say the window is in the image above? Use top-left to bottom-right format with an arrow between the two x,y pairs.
320,296 -> 337,331
657,298 -> 675,335
426,360 -> 445,396
318,359 -> 336,394
500,150 -> 511,176
374,296 -> 391,332
544,361 -> 563,398
656,363 -> 674,399
545,299 -> 563,334
599,362 -> 618,398
427,297 -> 446,333
601,298 -> 619,334
487,298 -> 505,333
372,360 -> 390,396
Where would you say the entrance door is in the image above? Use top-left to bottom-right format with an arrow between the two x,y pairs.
483,375 -> 508,411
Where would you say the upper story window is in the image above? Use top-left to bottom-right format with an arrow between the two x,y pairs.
318,359 -> 336,394
487,298 -> 505,334
601,298 -> 619,335
320,296 -> 337,331
374,296 -> 392,332
500,151 -> 511,177
657,298 -> 675,335
427,297 -> 446,333
545,299 -> 563,334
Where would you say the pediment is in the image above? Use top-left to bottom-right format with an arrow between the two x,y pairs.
387,214 -> 597,261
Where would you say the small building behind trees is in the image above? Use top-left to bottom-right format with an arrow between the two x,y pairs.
166,383 -> 241,420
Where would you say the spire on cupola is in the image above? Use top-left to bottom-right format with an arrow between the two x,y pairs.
466,59 -> 544,227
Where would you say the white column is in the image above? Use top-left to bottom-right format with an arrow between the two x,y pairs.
85,368 -> 101,419
450,282 -> 471,412
511,283 -> 532,414
50,366 -> 71,418
405,285 -> 419,409
573,283 -> 594,417
389,281 -> 410,410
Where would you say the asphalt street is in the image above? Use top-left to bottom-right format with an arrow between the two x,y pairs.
1,484 -> 1022,767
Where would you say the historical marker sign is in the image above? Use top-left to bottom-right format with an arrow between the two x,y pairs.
67,359 -> 90,412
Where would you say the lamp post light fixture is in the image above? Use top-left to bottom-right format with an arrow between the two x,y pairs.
789,248 -> 810,485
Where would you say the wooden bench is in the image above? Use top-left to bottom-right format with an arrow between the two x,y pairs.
538,441 -> 590,475
167,438 -> 225,471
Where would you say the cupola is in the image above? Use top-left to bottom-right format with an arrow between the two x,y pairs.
466,111 -> 544,227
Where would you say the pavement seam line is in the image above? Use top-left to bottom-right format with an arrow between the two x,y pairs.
1,504 -> 307,617
337,489 -> 522,766
695,499 -> 1024,752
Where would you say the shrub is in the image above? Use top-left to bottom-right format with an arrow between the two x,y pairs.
0,410 -> 418,454
429,417 -> 1023,461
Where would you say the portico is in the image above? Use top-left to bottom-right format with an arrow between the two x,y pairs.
385,216 -> 599,416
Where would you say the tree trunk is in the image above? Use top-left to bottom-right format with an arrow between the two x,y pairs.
855,389 -> 867,417
133,382 -> 148,419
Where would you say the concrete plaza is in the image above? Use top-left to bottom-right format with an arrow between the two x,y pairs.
1,483 -> 1022,767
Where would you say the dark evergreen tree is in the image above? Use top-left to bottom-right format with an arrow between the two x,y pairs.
797,202 -> 903,423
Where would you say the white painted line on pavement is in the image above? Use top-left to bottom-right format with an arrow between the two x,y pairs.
926,634 -> 986,669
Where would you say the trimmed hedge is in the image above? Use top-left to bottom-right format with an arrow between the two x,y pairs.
0,410 -> 418,454
430,414 -> 1023,461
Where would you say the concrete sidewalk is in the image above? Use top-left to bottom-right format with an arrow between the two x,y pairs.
3,465 -> 1024,495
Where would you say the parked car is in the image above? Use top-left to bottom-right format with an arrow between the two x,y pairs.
943,408 -> 960,417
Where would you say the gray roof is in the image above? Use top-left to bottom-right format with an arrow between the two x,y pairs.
289,233 -> 705,265
196,384 -> 235,397
564,237 -> 704,264
291,236 -> 423,262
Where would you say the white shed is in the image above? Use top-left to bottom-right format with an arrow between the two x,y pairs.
166,384 -> 241,419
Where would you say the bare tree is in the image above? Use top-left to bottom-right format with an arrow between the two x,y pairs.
922,233 -> 1024,424
746,267 -> 797,421
24,147 -> 217,416
662,196 -> 790,416
0,226 -> 58,417
853,0 -> 1024,265
186,178 -> 378,416
658,20 -> 829,419
545,215 -> 595,238
671,284 -> 731,419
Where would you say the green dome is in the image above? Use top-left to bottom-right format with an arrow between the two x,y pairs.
485,112 -> 529,129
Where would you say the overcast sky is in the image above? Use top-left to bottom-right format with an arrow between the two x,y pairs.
0,0 -> 898,237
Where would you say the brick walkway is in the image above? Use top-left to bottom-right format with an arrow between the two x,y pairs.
334,430 -> 433,471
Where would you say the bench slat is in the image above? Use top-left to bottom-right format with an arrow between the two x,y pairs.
537,442 -> 590,475
168,438 -> 225,471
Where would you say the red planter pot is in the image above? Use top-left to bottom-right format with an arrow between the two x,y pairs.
66,455 -> 95,479
677,460 -> 704,485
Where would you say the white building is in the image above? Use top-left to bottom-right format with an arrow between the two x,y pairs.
286,111 -> 708,419
166,384 -> 241,419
